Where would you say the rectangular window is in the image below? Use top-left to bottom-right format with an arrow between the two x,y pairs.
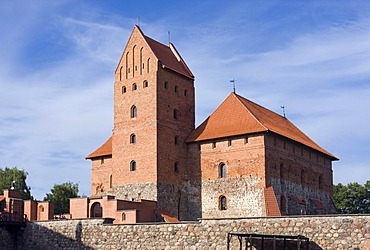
212,142 -> 216,149
228,139 -> 232,146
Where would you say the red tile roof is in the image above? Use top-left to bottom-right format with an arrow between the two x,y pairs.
310,198 -> 325,209
135,26 -> 194,79
289,196 -> 306,205
264,186 -> 281,216
187,92 -> 338,160
86,136 -> 112,159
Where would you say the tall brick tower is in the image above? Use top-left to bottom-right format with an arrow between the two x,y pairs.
87,25 -> 195,219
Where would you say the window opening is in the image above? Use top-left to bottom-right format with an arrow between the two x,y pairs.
130,161 -> 137,171
174,162 -> 179,173
130,134 -> 136,144
132,83 -> 137,91
143,80 -> 148,88
219,196 -> 227,210
131,105 -> 137,118
173,109 -> 179,119
219,163 -> 226,178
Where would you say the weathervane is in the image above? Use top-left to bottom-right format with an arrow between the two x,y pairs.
281,106 -> 286,118
230,79 -> 236,93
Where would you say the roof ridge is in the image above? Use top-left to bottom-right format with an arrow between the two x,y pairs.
233,93 -> 269,131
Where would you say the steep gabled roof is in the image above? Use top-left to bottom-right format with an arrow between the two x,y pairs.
86,136 -> 112,159
187,92 -> 338,160
136,26 -> 194,79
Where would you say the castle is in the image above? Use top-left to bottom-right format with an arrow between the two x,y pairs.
70,25 -> 338,223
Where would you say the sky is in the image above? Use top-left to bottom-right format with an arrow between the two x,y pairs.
1,0 -> 370,200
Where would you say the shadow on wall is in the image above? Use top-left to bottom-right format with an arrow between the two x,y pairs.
20,221 -> 93,250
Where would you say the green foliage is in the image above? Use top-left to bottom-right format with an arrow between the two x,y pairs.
0,167 -> 32,200
44,182 -> 79,214
333,181 -> 370,214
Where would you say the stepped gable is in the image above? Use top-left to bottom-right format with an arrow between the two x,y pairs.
86,136 -> 112,159
187,92 -> 338,160
135,25 -> 194,79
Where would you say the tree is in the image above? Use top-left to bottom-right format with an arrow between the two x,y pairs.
333,181 -> 370,214
44,182 -> 79,214
0,167 -> 32,200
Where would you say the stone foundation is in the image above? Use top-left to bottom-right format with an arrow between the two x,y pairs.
17,214 -> 370,250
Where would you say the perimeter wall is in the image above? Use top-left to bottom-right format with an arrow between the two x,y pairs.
3,214 -> 370,250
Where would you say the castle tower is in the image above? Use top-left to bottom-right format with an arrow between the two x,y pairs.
87,26 -> 195,219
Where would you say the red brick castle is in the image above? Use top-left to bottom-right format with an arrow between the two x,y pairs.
70,25 -> 338,223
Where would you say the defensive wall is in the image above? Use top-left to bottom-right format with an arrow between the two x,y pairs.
1,214 -> 369,249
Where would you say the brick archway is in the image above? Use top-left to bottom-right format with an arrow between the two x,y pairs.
90,202 -> 103,218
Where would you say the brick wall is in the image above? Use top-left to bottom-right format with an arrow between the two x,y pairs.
19,214 -> 370,249
195,134 -> 267,218
265,133 -> 336,215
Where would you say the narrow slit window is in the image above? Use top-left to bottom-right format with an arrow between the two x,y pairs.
131,105 -> 137,118
130,161 -> 136,171
219,163 -> 226,178
219,196 -> 227,210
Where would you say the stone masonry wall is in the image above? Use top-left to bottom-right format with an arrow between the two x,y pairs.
0,227 -> 14,250
19,214 -> 370,250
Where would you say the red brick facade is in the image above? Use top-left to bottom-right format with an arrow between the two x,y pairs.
85,25 -> 337,221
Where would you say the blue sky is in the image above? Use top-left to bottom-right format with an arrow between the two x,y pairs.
1,1 -> 370,200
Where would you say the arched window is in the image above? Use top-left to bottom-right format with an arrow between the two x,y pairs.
132,83 -> 137,91
130,134 -> 136,144
147,58 -> 150,73
122,86 -> 126,94
173,109 -> 179,119
143,80 -> 148,88
109,174 -> 113,188
122,212 -> 126,221
130,160 -> 136,171
219,195 -> 227,210
280,195 -> 286,215
184,89 -> 188,96
219,163 -> 226,178
319,175 -> 323,189
164,81 -> 168,89
174,85 -> 178,93
90,202 -> 102,218
174,162 -> 179,173
174,136 -> 179,145
131,105 -> 137,118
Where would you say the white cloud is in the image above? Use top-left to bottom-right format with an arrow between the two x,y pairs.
1,1 -> 370,200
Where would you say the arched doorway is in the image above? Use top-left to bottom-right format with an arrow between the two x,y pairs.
90,202 -> 102,218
